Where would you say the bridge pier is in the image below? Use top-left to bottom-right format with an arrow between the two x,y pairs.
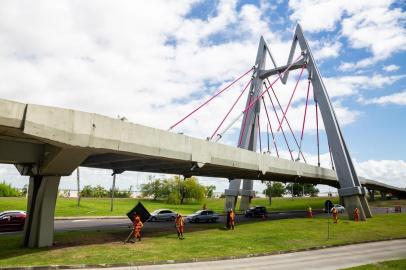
338,187 -> 372,220
224,179 -> 241,211
368,189 -> 375,201
240,180 -> 255,211
24,175 -> 61,247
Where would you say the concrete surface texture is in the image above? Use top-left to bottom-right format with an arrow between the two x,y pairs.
84,239 -> 406,270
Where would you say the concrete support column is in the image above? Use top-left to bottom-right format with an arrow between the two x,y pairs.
339,196 -> 345,206
359,193 -> 372,218
240,180 -> 255,211
338,187 -> 372,220
24,175 -> 61,247
342,195 -> 366,221
368,189 -> 375,201
224,179 -> 241,211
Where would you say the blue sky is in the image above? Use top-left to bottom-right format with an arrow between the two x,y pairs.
0,0 -> 405,192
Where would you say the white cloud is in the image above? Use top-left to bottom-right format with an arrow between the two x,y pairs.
309,39 -> 342,60
289,0 -> 406,68
363,90 -> 406,106
383,65 -> 400,72
356,160 -> 406,188
323,74 -> 405,98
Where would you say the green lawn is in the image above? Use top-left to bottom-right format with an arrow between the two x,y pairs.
0,214 -> 405,267
0,196 -> 339,217
344,259 -> 406,269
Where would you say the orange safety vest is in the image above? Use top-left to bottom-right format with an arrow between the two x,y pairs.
230,211 -> 235,222
354,208 -> 359,221
135,220 -> 143,231
176,216 -> 184,227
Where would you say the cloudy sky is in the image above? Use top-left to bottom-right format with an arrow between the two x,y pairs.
0,0 -> 405,193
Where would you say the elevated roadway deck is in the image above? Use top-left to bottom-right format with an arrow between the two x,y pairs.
1,98 -> 404,197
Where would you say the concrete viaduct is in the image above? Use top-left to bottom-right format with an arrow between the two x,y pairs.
1,97 -> 405,247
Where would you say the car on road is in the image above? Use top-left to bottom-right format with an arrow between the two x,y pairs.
245,206 -> 268,218
187,210 -> 219,223
332,204 -> 345,213
148,209 -> 177,222
0,210 -> 26,232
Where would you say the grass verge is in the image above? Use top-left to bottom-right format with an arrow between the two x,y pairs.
344,258 -> 406,269
0,214 -> 405,267
0,196 -> 340,217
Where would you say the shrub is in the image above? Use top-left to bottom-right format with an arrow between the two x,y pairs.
0,182 -> 21,197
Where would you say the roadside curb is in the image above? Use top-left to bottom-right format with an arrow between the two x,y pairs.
2,237 -> 405,270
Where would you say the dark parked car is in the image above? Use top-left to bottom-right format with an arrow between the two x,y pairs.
187,210 -> 219,223
0,210 -> 26,232
244,206 -> 268,218
148,209 -> 177,222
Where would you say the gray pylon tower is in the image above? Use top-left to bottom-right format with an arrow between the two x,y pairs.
224,24 -> 372,220
224,37 -> 267,211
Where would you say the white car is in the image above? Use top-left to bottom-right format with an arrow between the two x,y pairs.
148,209 -> 177,222
332,204 -> 345,213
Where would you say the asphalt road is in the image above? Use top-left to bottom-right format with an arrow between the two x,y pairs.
84,239 -> 406,270
0,207 -> 402,235
0,210 -> 320,235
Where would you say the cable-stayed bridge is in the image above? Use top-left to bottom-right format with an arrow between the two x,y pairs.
0,25 -> 404,248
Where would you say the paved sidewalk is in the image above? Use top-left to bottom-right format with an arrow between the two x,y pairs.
85,239 -> 406,270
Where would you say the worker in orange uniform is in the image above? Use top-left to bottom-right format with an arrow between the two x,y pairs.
354,207 -> 359,222
134,215 -> 143,241
125,215 -> 143,243
331,207 -> 338,223
307,206 -> 313,218
175,213 -> 185,239
229,209 -> 235,230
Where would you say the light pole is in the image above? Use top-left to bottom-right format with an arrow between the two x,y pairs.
76,167 -> 81,207
110,174 -> 116,212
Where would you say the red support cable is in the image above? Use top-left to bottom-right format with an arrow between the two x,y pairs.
265,88 -> 293,160
238,54 -> 303,148
266,78 -> 307,163
169,67 -> 254,131
277,64 -> 306,131
242,54 -> 303,115
300,80 -> 311,141
257,114 -> 262,153
295,80 -> 311,161
210,78 -> 253,140
266,123 -> 270,153
316,100 -> 320,167
261,97 -> 279,158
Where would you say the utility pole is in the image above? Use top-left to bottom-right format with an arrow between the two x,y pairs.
110,174 -> 116,212
76,167 -> 81,207
291,182 -> 294,200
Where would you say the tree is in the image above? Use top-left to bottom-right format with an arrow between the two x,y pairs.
167,176 -> 205,204
285,183 -> 319,197
304,184 -> 319,197
263,182 -> 285,204
140,177 -> 165,200
205,185 -> 216,198
0,182 -> 21,197
140,176 -> 207,204
80,185 -> 109,197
